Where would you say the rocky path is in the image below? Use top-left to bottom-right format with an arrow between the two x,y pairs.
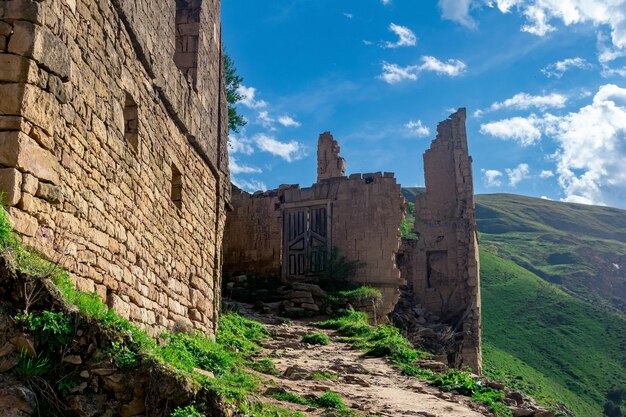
243,307 -> 490,417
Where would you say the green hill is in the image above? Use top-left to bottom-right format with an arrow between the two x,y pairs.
476,194 -> 626,315
481,249 -> 626,416
402,191 -> 626,416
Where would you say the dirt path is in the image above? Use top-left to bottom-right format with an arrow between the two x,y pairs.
243,307 -> 490,417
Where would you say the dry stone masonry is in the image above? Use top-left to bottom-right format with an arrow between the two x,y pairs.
224,132 -> 406,317
224,110 -> 482,373
399,109 -> 482,373
0,0 -> 230,336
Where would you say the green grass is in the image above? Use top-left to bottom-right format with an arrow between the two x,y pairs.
311,371 -> 337,380
481,249 -> 626,416
301,332 -> 330,345
272,390 -> 353,415
475,193 -> 626,314
431,369 -> 511,417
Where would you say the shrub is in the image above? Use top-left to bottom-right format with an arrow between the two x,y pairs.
313,391 -> 350,412
14,351 -> 50,378
272,391 -> 312,406
318,247 -> 365,291
311,371 -> 336,380
216,312 -> 269,355
249,358 -> 278,375
18,310 -> 73,351
316,310 -> 373,337
301,332 -> 330,345
365,325 -> 422,365
170,405 -> 203,417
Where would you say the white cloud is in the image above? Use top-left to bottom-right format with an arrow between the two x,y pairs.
363,40 -> 374,45
383,23 -> 417,48
379,56 -> 466,84
254,134 -> 306,162
405,120 -> 431,137
232,177 -> 267,193
487,0 -> 626,52
482,92 -> 568,115
228,135 -> 254,155
257,111 -> 276,129
480,84 -> 626,207
541,57 -> 593,78
541,195 -> 552,200
540,170 -> 555,178
379,62 -> 419,84
482,169 -> 503,187
237,85 -> 268,109
545,83 -> 626,207
439,0 -> 477,29
278,115 -> 301,128
420,56 -> 467,76
343,12 -> 353,19
229,158 -> 262,175
479,114 -> 543,146
381,0 -> 392,5
506,163 -> 530,186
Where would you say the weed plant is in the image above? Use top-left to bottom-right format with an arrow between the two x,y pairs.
301,332 -> 330,345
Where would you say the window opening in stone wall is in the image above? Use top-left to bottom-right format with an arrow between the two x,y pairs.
174,0 -> 202,86
171,163 -> 183,210
124,93 -> 139,153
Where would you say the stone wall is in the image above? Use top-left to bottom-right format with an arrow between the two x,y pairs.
405,109 -> 482,373
224,133 -> 406,315
0,0 -> 230,336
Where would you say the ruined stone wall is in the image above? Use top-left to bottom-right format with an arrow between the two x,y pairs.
224,133 -> 405,315
0,0 -> 230,336
407,109 -> 482,373
222,189 -> 283,278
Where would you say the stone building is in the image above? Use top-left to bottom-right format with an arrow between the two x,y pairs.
224,132 -> 406,316
223,110 -> 482,373
0,0 -> 230,336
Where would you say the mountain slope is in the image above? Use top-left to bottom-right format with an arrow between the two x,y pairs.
481,249 -> 626,416
475,194 -> 626,314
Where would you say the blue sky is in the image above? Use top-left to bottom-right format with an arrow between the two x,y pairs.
222,0 -> 626,209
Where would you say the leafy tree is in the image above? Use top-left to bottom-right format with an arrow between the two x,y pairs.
224,53 -> 246,133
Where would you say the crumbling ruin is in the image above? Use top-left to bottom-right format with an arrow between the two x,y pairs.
223,109 -> 482,373
0,0 -> 230,335
397,109 -> 482,373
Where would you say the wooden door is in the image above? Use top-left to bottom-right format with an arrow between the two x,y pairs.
283,205 -> 329,280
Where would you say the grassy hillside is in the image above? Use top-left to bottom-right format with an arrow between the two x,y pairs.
476,194 -> 626,315
481,249 -> 626,416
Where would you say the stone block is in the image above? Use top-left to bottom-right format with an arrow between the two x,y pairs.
8,21 -> 70,80
21,173 -> 38,195
107,293 -> 130,319
0,84 -> 60,137
8,207 -> 37,237
0,131 -> 60,184
0,53 -> 39,83
36,182 -> 63,204
0,167 -> 22,206
0,0 -> 41,23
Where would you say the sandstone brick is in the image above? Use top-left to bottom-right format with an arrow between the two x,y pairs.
21,173 -> 38,195
8,207 -> 37,237
0,0 -> 41,23
107,293 -> 130,319
0,53 -> 39,83
0,167 -> 22,206
36,182 -> 63,204
8,21 -> 70,80
0,131 -> 60,184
